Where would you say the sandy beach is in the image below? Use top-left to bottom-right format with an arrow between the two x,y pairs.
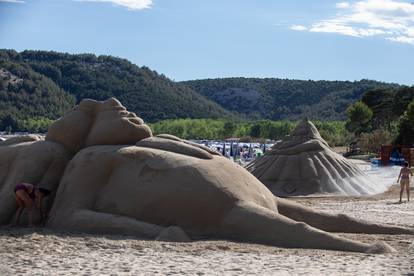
0,185 -> 413,275
2,1 -> 414,274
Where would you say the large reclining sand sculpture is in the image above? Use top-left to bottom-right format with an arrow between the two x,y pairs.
1,98 -> 412,254
247,119 -> 386,196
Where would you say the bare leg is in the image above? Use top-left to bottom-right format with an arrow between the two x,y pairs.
15,190 -> 33,227
35,197 -> 47,225
14,207 -> 23,226
13,196 -> 24,226
48,209 -> 165,239
276,197 -> 414,235
400,181 -> 404,203
406,182 -> 410,202
221,202 -> 394,253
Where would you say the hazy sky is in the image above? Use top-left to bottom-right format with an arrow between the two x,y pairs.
0,0 -> 413,85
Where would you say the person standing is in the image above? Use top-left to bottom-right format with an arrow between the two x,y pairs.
397,162 -> 412,203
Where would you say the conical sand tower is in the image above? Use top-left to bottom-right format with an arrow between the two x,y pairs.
246,119 -> 386,196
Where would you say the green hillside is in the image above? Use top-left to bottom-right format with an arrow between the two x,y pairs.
0,54 -> 76,132
180,78 -> 400,120
0,49 -> 406,134
0,49 -> 234,129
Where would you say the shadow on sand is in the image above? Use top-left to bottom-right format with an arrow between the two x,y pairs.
386,201 -> 408,205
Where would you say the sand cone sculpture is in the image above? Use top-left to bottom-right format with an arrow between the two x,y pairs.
246,118 -> 385,196
0,99 -> 412,254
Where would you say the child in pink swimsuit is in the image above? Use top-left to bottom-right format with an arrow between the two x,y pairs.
397,162 -> 412,203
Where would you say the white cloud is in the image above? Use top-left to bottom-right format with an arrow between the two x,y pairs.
310,21 -> 387,37
290,25 -> 307,31
290,0 -> 414,45
387,35 -> 414,44
336,2 -> 350,9
75,0 -> 152,10
0,0 -> 25,3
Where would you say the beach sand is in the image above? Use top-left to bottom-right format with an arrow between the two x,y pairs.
1,185 -> 413,275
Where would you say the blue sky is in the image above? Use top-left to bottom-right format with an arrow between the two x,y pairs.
0,0 -> 413,85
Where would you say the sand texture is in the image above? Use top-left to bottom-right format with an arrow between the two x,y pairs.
46,97 -> 152,153
1,98 -> 413,260
1,187 -> 413,275
0,139 -> 70,225
45,142 -> 412,253
247,119 -> 388,196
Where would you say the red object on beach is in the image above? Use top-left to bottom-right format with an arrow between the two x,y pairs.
380,145 -> 392,166
381,145 -> 414,167
401,148 -> 412,166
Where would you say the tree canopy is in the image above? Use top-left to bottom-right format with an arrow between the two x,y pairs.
346,86 -> 414,148
346,101 -> 373,135
396,99 -> 414,145
1,48 -> 412,144
0,56 -> 75,132
0,49 -> 234,131
181,78 -> 398,121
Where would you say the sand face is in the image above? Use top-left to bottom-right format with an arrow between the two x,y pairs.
1,186 -> 412,275
3,99 -> 410,254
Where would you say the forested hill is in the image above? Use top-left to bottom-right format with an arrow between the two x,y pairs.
0,49 -> 234,128
0,49 -> 404,133
0,55 -> 76,132
180,78 -> 399,120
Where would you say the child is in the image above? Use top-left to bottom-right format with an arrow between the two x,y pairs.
14,183 -> 51,226
397,162 -> 412,203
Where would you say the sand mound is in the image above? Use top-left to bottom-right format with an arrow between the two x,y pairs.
47,144 -> 277,236
0,134 -> 43,146
247,119 -> 385,196
1,98 -> 412,254
156,226 -> 192,242
0,140 -> 69,224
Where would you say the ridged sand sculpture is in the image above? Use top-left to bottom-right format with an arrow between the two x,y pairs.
247,119 -> 385,196
0,98 -> 412,254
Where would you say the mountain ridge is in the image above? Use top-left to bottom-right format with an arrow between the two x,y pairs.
0,49 -> 234,126
0,49 -> 403,132
180,77 -> 400,120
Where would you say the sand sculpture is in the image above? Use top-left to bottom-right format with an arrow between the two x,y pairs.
246,119 -> 386,196
0,137 -> 69,224
46,97 -> 152,152
0,98 -> 413,254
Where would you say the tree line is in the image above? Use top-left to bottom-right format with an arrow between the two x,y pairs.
181,78 -> 399,121
151,119 -> 348,146
2,49 -> 413,149
346,86 -> 414,151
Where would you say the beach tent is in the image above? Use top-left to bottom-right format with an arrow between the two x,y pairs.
246,119 -> 388,196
